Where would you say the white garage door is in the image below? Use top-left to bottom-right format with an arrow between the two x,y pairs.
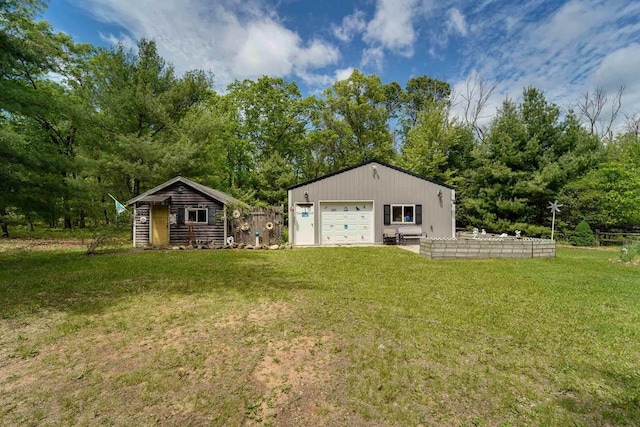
320,202 -> 374,244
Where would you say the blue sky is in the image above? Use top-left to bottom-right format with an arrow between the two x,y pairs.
44,0 -> 640,126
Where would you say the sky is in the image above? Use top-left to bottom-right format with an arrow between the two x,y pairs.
43,0 -> 640,127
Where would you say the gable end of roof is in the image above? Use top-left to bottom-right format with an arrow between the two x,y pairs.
126,176 -> 241,206
286,159 -> 455,190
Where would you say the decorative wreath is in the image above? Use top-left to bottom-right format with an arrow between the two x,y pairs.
232,209 -> 241,219
265,221 -> 274,231
139,216 -> 147,224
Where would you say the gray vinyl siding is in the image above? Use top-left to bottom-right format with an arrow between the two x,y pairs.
133,182 -> 225,247
288,162 -> 454,244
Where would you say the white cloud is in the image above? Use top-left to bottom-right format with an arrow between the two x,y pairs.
333,10 -> 366,42
593,43 -> 640,91
450,0 -> 640,130
534,0 -> 603,47
504,16 -> 519,32
296,39 -> 340,70
361,47 -> 385,71
363,0 -> 418,57
334,67 -> 355,82
231,20 -> 339,78
417,0 -> 436,15
593,44 -> 640,129
99,32 -> 137,50
71,0 -> 640,126
231,19 -> 299,77
77,0 -> 340,90
447,8 -> 468,36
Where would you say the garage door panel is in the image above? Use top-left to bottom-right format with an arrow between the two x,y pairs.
320,202 -> 374,244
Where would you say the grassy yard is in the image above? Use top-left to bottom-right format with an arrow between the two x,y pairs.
0,245 -> 638,426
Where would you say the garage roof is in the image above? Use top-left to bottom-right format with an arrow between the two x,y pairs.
287,159 -> 455,191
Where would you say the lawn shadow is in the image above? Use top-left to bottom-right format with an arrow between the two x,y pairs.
553,362 -> 640,424
0,248 -> 317,317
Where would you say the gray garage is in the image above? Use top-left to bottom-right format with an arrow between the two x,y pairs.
287,160 -> 456,245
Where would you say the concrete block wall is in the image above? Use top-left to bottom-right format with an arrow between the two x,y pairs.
420,238 -> 556,259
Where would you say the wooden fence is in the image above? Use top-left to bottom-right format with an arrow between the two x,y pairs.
229,206 -> 284,246
595,230 -> 640,246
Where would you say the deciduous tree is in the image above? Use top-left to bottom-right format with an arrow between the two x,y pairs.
314,69 -> 396,169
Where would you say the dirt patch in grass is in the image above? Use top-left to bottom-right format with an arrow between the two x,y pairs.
249,335 -> 333,425
609,258 -> 640,266
0,297 -> 360,426
247,301 -> 291,323
0,238 -> 85,252
216,300 -> 292,329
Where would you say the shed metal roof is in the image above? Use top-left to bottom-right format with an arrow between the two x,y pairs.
126,176 -> 241,206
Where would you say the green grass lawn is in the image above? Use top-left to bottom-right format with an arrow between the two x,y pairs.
0,245 -> 638,426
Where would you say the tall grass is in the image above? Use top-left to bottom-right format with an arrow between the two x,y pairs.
620,241 -> 640,262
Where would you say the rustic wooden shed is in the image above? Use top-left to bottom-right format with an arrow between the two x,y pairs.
287,160 -> 456,245
126,176 -> 240,247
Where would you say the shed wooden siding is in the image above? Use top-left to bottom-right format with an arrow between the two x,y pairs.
133,182 -> 226,247
288,162 -> 454,244
133,204 -> 150,247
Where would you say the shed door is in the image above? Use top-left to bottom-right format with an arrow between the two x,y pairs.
320,202 -> 374,244
151,205 -> 169,246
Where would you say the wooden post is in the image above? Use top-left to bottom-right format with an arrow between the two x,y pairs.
223,205 -> 228,246
595,229 -> 600,246
187,224 -> 195,245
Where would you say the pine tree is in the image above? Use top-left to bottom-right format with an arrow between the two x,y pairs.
570,220 -> 596,246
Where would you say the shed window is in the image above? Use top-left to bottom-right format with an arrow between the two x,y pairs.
185,208 -> 207,223
391,205 -> 415,224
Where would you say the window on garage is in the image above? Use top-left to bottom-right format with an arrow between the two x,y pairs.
384,204 -> 422,225
392,205 -> 414,223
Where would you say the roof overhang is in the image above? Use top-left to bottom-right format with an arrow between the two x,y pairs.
137,195 -> 172,205
125,176 -> 242,206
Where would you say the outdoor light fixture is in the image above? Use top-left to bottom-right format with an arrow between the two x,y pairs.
437,189 -> 443,198
304,191 -> 309,201
371,165 -> 379,178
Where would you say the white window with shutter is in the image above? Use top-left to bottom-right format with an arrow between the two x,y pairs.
185,207 -> 207,223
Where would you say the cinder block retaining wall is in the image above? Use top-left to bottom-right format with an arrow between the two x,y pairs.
420,238 -> 556,259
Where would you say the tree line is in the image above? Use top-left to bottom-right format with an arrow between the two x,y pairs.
1,0 -> 639,238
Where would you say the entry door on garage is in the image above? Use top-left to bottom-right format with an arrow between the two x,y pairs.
294,203 -> 315,245
320,202 -> 374,244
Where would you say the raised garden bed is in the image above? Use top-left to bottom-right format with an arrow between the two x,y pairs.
420,237 -> 555,259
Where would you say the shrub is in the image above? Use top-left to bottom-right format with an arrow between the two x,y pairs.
570,220 -> 596,246
280,228 -> 289,245
620,242 -> 640,262
82,215 -> 131,254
